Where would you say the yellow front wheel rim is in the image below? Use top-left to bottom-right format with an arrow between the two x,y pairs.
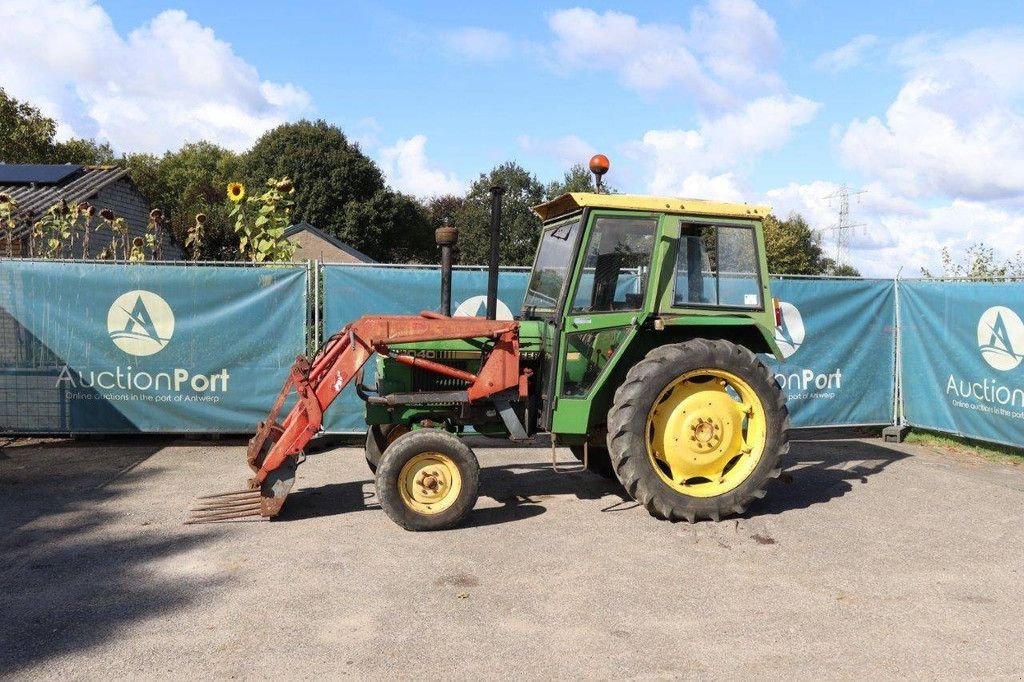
398,452 -> 462,515
645,368 -> 767,498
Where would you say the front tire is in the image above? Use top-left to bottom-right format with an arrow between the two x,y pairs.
607,339 -> 789,522
375,429 -> 480,531
365,423 -> 409,474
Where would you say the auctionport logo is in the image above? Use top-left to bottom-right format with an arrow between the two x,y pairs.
453,295 -> 514,321
107,290 -> 174,356
977,306 -> 1024,371
774,301 -> 805,359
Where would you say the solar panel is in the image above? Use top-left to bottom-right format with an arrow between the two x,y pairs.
0,164 -> 83,185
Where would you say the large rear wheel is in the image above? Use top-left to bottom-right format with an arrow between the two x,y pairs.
375,429 -> 480,531
607,339 -> 789,522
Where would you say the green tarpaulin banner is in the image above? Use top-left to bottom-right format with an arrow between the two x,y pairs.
768,279 -> 896,427
900,281 -> 1024,447
0,260 -> 307,433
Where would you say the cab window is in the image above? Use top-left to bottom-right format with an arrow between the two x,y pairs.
571,216 -> 657,313
674,223 -> 762,308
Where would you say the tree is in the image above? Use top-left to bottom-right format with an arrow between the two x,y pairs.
424,194 -> 465,229
545,163 -> 597,198
0,87 -> 55,163
828,262 -> 862,277
53,138 -> 115,165
240,119 -> 407,260
451,162 -> 547,266
762,212 -> 859,276
0,87 -> 116,165
922,243 -> 1024,280
125,141 -> 240,259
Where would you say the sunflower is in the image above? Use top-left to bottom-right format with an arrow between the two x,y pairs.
227,182 -> 246,203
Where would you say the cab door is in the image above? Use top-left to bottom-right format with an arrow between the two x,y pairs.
550,210 -> 663,434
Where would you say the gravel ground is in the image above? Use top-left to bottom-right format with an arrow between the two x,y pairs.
1,433 -> 1022,679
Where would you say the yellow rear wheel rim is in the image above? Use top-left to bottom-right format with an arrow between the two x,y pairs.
645,368 -> 767,498
398,452 -> 462,515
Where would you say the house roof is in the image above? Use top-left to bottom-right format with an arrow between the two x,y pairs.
0,164 -> 131,234
283,222 -> 376,263
532,192 -> 772,222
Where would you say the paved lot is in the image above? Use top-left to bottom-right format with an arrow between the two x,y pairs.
1,432 -> 1023,679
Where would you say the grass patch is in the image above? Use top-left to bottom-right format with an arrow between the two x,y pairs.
905,429 -> 1024,465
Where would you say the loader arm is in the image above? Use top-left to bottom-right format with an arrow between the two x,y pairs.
188,311 -> 520,523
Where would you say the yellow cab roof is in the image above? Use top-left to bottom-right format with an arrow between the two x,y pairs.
532,192 -> 771,222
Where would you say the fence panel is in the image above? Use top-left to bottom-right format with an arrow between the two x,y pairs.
0,260 -> 307,433
765,278 -> 896,427
899,280 -> 1024,447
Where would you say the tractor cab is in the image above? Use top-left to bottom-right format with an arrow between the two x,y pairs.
523,192 -> 781,437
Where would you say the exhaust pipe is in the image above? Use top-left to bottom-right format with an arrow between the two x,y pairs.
435,223 -> 458,316
486,185 -> 504,320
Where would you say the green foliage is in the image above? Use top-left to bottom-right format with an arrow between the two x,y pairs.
762,213 -> 859,276
424,194 -> 465,229
53,138 -> 115,165
0,87 -> 56,163
0,87 -> 114,164
124,142 -> 240,259
229,177 -> 298,262
921,243 -> 1024,280
240,120 -> 382,256
452,162 -> 547,266
545,163 -> 598,198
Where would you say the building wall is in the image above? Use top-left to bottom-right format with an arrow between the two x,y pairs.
287,229 -> 365,263
90,179 -> 184,260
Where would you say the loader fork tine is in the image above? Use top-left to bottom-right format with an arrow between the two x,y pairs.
186,488 -> 267,525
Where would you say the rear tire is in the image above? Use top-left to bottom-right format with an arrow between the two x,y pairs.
607,339 -> 789,522
375,429 -> 480,531
569,444 -> 616,479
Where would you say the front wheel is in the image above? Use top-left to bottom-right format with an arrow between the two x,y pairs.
375,429 -> 480,531
607,339 -> 789,522
365,423 -> 409,474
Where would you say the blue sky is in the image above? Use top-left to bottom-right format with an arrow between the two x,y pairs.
2,0 -> 1024,275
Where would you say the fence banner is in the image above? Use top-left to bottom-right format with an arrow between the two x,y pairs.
900,281 -> 1024,447
321,265 -> 529,432
765,279 -> 896,427
0,260 -> 307,433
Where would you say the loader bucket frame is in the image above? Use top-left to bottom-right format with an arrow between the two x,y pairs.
187,311 -> 521,523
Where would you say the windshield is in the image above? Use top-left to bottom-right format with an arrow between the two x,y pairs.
523,218 -> 580,310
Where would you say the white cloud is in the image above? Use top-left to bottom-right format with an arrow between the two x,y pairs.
814,34 -> 879,74
518,134 -> 596,168
441,27 -> 513,62
0,0 -> 309,153
544,0 -> 781,106
840,29 -> 1024,201
763,179 -> 1024,277
631,95 -> 820,197
378,135 -> 464,198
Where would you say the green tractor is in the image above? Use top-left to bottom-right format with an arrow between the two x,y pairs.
191,157 -> 789,530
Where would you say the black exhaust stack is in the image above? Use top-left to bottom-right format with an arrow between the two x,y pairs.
486,185 -> 505,320
435,223 -> 458,316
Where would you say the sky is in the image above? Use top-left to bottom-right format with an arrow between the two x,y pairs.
2,0 -> 1023,276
